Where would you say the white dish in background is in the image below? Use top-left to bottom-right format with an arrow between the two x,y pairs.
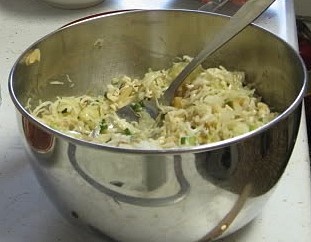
40,0 -> 105,9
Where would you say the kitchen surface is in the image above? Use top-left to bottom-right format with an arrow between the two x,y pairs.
1,0 -> 311,241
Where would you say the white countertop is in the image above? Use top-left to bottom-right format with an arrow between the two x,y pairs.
0,0 -> 311,241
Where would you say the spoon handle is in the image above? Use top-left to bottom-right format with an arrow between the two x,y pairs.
163,0 -> 276,104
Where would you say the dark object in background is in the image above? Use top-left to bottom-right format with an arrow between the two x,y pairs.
297,17 -> 311,69
297,16 -> 311,145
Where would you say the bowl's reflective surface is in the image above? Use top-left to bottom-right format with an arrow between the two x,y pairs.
9,10 -> 307,241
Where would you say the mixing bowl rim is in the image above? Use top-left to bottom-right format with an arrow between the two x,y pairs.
8,9 -> 308,155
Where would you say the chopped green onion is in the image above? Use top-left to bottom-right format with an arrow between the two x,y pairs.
99,119 -> 108,133
180,136 -> 196,145
180,137 -> 187,145
188,136 -> 197,145
124,128 -> 132,135
139,101 -> 145,107
131,102 -> 143,113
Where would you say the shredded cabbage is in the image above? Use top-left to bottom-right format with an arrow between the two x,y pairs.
30,56 -> 277,149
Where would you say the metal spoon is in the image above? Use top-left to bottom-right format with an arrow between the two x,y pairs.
117,0 -> 276,122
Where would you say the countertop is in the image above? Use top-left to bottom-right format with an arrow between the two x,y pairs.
0,0 -> 311,241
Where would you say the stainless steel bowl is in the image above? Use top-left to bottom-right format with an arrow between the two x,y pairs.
9,10 -> 307,242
